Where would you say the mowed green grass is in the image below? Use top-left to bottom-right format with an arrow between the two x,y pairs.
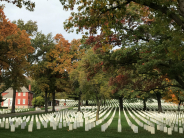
0,109 -> 184,138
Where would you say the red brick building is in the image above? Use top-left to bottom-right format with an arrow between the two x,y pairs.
1,85 -> 33,109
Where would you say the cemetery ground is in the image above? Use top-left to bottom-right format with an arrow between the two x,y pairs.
0,105 -> 184,138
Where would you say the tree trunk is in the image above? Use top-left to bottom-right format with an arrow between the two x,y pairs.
178,101 -> 182,111
119,97 -> 123,111
104,99 -> 106,106
96,98 -> 101,121
78,93 -> 81,112
11,87 -> 16,113
81,100 -> 83,106
45,89 -> 48,113
143,99 -> 147,111
156,92 -> 162,113
52,90 -> 55,112
86,100 -> 88,106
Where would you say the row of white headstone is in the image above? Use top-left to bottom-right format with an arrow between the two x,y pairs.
0,106 -> 118,132
125,102 -> 184,111
124,104 -> 184,135
84,106 -> 114,131
101,108 -> 117,132
0,109 -> 29,114
123,106 -> 138,133
125,106 -> 155,134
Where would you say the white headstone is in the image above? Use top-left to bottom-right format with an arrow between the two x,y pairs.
73,122 -> 77,129
44,122 -> 47,128
10,125 -> 15,132
118,124 -> 122,132
63,121 -> 66,127
85,124 -> 89,131
15,122 -> 19,128
160,125 -> 164,131
91,122 -> 95,128
21,123 -> 25,129
69,124 -> 73,130
77,122 -> 80,127
53,123 -> 57,130
179,127 -> 183,134
88,122 -> 91,130
59,122 -> 62,128
5,123 -> 9,129
144,124 -> 147,130
168,128 -> 172,135
28,125 -> 32,132
101,124 -> 105,132
174,126 -> 178,132
164,127 -> 167,133
50,122 -> 53,127
1,122 -> 4,128
37,123 -> 41,129
151,127 -> 155,134
133,126 -> 138,133
80,122 -> 83,127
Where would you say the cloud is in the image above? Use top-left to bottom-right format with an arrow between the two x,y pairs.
1,0 -> 83,42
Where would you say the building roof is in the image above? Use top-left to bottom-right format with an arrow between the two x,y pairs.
2,86 -> 33,98
3,92 -> 13,98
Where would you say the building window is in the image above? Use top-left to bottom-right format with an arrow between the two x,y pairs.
23,92 -> 26,96
18,92 -> 21,96
23,99 -> 25,104
18,99 -> 20,104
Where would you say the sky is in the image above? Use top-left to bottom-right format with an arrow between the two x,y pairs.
1,0 -> 84,43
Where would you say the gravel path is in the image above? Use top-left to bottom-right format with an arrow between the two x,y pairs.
0,106 -> 70,118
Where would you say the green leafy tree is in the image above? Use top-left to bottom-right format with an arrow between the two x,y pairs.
12,19 -> 38,37
71,49 -> 112,120
29,32 -> 55,113
59,0 -> 184,112
32,96 -> 44,107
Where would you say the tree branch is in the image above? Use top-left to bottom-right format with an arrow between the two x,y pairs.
128,0 -> 184,30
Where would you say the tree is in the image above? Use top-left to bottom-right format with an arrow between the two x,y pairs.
0,9 -> 34,113
59,0 -> 184,112
12,19 -> 38,37
71,49 -> 112,120
45,34 -> 83,112
30,32 -> 83,112
29,32 -> 55,113
31,96 -> 44,107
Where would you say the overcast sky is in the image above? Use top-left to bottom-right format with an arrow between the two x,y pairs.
1,0 -> 84,43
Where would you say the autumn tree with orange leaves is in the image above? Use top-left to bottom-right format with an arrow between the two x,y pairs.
0,8 -> 34,113
30,32 -> 84,112
46,34 -> 84,111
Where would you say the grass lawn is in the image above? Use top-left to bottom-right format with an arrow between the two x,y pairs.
0,107 -> 51,112
0,109 -> 184,138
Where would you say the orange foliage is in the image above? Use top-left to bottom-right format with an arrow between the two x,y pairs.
0,8 -> 34,75
162,78 -> 184,104
162,88 -> 181,104
46,34 -> 84,74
